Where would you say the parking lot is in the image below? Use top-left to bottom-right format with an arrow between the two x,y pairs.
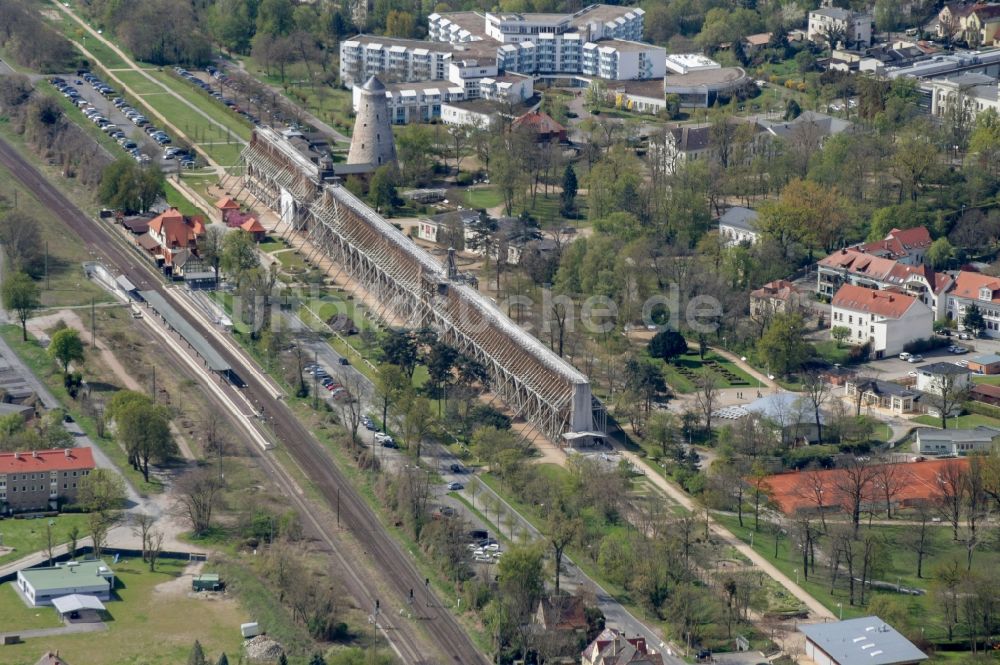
858,340 -> 977,380
49,73 -> 196,170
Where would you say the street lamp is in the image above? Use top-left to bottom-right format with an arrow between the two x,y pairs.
837,602 -> 843,620
794,568 -> 799,585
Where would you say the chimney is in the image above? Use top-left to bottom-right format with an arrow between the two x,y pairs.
65,448 -> 72,459
13,452 -> 20,460
32,450 -> 39,459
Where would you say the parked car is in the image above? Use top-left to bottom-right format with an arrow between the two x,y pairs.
449,464 -> 466,474
446,481 -> 464,491
907,354 -> 924,363
899,352 -> 912,361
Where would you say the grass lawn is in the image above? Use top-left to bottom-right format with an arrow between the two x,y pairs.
713,512 -> 1000,642
521,192 -> 589,228
0,558 -> 245,665
972,374 -> 1000,385
202,142 -> 245,167
164,181 -> 203,218
141,93 -> 233,146
814,340 -> 853,366
67,33 -> 131,72
145,70 -> 252,141
658,350 -> 758,394
108,69 -> 168,96
0,162 -> 108,308
460,186 -> 504,210
0,582 -> 63,630
912,413 -> 1000,429
0,513 -> 92,567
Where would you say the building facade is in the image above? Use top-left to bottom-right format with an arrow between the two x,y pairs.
17,560 -> 114,606
830,284 -> 933,358
817,249 -> 951,317
0,448 -> 95,513
718,206 -> 759,246
929,72 -> 1000,121
946,270 -> 1000,337
915,426 -> 1000,455
807,8 -> 873,47
347,76 -> 398,168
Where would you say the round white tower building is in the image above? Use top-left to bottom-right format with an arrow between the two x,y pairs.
347,76 -> 397,168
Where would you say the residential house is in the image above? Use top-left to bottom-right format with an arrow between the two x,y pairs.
0,448 -> 95,514
139,208 -> 206,278
946,270 -> 1000,336
750,280 -> 803,321
743,32 -> 773,54
967,353 -> 1000,373
915,425 -> 1000,455
611,79 -> 667,115
807,8 -> 873,47
914,361 -> 972,395
830,284 -> 933,358
534,595 -> 588,634
507,237 -> 558,266
718,206 -> 759,247
816,249 -> 952,317
966,4 -> 1000,45
512,110 -> 567,142
800,617 -> 927,665
845,378 -> 920,415
652,120 -> 767,175
582,628 -> 664,665
851,227 -> 933,265
971,382 -> 1000,405
415,209 -> 480,246
17,559 -> 115,607
743,392 -> 825,444
758,110 -> 853,143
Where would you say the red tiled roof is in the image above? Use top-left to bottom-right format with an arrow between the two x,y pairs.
751,279 -> 798,301
215,196 -> 240,211
832,284 -> 920,319
148,208 -> 202,248
972,383 -> 1000,399
513,110 -> 566,134
972,4 -> 1000,20
950,270 -> 1000,303
224,210 -> 256,228
744,32 -> 772,46
0,447 -> 95,474
856,226 -> 932,259
241,218 -> 265,234
819,249 -> 950,293
764,458 -> 970,514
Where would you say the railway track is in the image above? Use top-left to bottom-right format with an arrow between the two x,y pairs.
0,137 -> 487,665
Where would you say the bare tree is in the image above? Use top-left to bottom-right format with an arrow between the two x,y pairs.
834,456 -> 877,536
901,504 -> 935,578
132,513 -> 156,563
334,371 -> 367,449
174,467 -> 224,535
147,529 -> 164,572
934,459 -> 967,540
795,464 -> 831,533
871,459 -> 906,519
801,372 -> 831,443
964,457 -> 988,569
925,372 -> 970,429
694,374 -> 720,434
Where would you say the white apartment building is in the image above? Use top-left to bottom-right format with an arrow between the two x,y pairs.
830,284 -> 933,358
947,270 -> 1000,337
340,36 -> 459,86
807,7 -> 873,47
581,40 -> 665,80
355,72 -> 534,125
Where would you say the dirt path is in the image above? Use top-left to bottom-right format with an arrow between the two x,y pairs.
51,0 -> 237,174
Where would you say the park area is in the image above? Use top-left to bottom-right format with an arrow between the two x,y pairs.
0,557 -> 243,665
656,349 -> 758,394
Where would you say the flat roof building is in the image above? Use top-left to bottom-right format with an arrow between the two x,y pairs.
16,559 -> 115,607
800,618 -> 927,665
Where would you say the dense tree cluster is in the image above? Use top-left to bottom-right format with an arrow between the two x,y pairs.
0,0 -> 78,73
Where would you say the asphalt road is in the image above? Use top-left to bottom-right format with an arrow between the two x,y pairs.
0,134 -> 486,665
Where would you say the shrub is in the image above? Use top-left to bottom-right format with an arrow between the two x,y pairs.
902,337 -> 950,354
456,171 -> 474,186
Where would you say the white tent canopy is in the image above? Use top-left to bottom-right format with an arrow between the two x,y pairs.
51,594 -> 106,614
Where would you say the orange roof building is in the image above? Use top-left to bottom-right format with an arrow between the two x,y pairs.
763,458 -> 970,515
512,110 -> 567,142
830,284 -> 934,357
147,208 -> 203,249
215,196 -> 240,212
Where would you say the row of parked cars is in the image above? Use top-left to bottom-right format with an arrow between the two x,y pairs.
303,362 -> 353,401
174,65 -> 262,126
50,76 -> 147,163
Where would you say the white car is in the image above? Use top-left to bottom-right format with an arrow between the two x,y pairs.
484,543 -> 500,552
373,432 -> 391,443
899,352 -> 912,361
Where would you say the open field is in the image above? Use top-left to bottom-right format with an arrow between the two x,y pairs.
109,69 -> 167,96
145,70 -> 252,141
0,514 -> 92,567
0,558 -> 245,665
164,181 -> 204,218
0,582 -> 64,631
201,142 -> 244,167
912,413 -> 1000,429
139,93 -> 234,147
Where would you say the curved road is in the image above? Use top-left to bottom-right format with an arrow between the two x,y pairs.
0,136 -> 487,664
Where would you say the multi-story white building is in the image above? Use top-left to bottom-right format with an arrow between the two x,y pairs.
354,71 -> 534,125
807,7 -> 873,47
929,72 -> 1000,121
340,36 -> 463,86
830,284 -> 933,358
946,270 -> 1000,337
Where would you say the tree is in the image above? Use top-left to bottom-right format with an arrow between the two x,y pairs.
78,468 -> 126,557
934,459 -> 967,540
2,272 -> 39,341
175,466 -> 224,535
926,371 -> 971,430
560,164 -> 578,217
373,365 -> 408,431
118,401 -> 177,482
217,654 -> 231,665
757,312 -> 811,377
188,640 -> 208,665
757,179 -> 851,258
200,225 -> 226,288
801,371 -> 831,443
547,514 -> 580,594
648,330 -> 688,364
378,329 -> 418,379
926,237 -> 955,269
400,395 -> 432,457
834,456 -> 876,536
48,328 -> 84,376
98,158 -> 164,214
963,304 -> 986,338
831,326 -> 851,347
220,229 -> 259,283
694,374 -> 719,434
0,210 -> 44,276
497,543 -> 545,620
368,165 -> 399,213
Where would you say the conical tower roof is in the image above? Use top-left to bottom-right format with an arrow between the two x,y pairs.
362,75 -> 385,92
